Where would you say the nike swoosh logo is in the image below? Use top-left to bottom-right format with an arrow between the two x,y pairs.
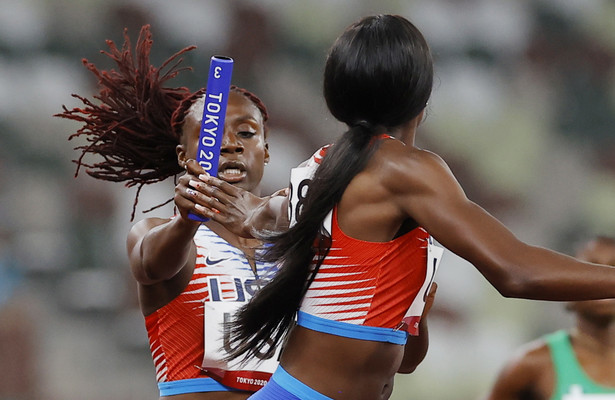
205,256 -> 229,266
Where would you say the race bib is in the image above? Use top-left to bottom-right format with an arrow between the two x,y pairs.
288,145 -> 329,226
288,165 -> 314,227
201,301 -> 280,392
400,236 -> 443,336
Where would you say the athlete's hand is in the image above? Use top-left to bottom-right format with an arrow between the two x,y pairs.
171,159 -> 205,223
179,159 -> 288,237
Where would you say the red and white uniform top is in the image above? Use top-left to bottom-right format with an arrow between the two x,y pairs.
289,143 -> 441,342
145,224 -> 279,395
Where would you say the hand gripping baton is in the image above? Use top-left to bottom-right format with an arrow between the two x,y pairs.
188,55 -> 234,222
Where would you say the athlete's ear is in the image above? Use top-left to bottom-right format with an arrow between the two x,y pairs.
177,144 -> 188,169
264,142 -> 270,166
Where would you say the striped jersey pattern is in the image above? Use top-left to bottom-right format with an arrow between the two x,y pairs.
300,208 -> 429,329
145,224 -> 278,383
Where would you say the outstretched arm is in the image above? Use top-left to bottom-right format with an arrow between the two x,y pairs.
394,148 -> 615,301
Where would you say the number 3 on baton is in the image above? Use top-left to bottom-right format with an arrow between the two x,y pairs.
188,56 -> 234,222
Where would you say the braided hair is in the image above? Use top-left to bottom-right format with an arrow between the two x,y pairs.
56,25 -> 269,220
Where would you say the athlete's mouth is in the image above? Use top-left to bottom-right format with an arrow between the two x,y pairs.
217,161 -> 247,183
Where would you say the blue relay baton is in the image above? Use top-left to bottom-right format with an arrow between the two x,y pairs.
188,55 -> 234,222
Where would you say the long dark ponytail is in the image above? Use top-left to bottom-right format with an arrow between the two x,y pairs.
225,14 -> 434,362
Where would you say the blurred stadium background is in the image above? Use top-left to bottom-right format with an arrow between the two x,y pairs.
1,0 -> 615,399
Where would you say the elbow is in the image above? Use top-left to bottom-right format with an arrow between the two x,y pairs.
492,272 -> 524,298
482,242 -> 562,300
490,266 -> 543,299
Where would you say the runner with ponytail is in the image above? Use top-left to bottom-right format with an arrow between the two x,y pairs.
186,14 -> 615,400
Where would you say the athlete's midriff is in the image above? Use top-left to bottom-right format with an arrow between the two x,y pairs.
279,204 -> 430,398
279,325 -> 404,400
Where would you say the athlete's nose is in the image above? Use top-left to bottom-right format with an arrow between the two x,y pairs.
221,131 -> 244,154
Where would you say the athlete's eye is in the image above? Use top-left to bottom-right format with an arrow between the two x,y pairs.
237,130 -> 256,138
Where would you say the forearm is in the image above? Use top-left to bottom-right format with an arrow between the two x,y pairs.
424,201 -> 615,301
138,217 -> 199,282
402,158 -> 615,302
488,243 -> 615,301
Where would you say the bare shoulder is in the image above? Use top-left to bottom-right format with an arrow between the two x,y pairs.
509,338 -> 552,372
486,338 -> 554,400
509,338 -> 555,390
375,141 -> 459,196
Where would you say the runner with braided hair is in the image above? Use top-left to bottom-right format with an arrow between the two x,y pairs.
56,25 -> 281,399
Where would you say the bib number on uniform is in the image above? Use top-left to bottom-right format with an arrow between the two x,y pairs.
201,301 -> 280,391
288,165 -> 316,226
